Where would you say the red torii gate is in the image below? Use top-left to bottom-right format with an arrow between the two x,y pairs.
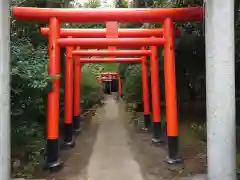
46,25 -> 160,153
41,26 -> 162,138
97,72 -> 123,97
64,37 -> 163,144
57,24 -> 180,165
56,35 -> 171,167
60,22 -> 154,149
55,22 -> 162,149
62,47 -> 145,152
63,50 -> 144,150
57,22 -> 158,141
40,27 -> 181,38
13,7 -> 203,22
77,55 -> 148,136
73,47 -> 151,132
13,6 -> 203,169
49,33 -> 176,167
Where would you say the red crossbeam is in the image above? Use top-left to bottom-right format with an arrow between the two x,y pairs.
72,50 -> 151,56
13,7 -> 203,23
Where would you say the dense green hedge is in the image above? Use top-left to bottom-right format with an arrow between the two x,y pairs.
122,64 -> 142,106
81,66 -> 103,110
11,40 -> 104,178
119,51 -> 166,112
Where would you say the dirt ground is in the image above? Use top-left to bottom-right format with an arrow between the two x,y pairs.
41,104 -> 101,180
120,100 -> 207,180
41,95 -> 207,180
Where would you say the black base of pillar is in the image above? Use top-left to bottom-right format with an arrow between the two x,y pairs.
151,122 -> 165,144
164,156 -> 183,164
142,114 -> 151,132
45,139 -> 63,171
61,139 -> 75,150
61,123 -> 75,150
165,136 -> 182,164
73,116 -> 81,135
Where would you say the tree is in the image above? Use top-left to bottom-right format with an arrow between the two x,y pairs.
84,0 -> 101,8
115,0 -> 128,8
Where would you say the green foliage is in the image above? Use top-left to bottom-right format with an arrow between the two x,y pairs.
84,0 -> 101,8
101,63 -> 119,72
11,38 -> 48,179
122,64 -> 142,106
120,0 -> 206,105
81,67 -> 102,110
115,0 -> 128,8
118,63 -> 131,79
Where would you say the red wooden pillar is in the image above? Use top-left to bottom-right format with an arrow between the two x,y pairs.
141,47 -> 151,131
73,47 -> 81,133
150,45 -> 163,144
106,22 -> 118,94
46,17 -> 62,169
62,41 -> 75,149
163,18 -> 181,163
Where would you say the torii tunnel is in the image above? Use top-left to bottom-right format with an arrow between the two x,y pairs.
74,56 -> 147,127
96,73 -> 122,96
53,27 -> 169,159
62,38 -> 164,154
100,73 -> 122,96
13,6 -> 203,171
